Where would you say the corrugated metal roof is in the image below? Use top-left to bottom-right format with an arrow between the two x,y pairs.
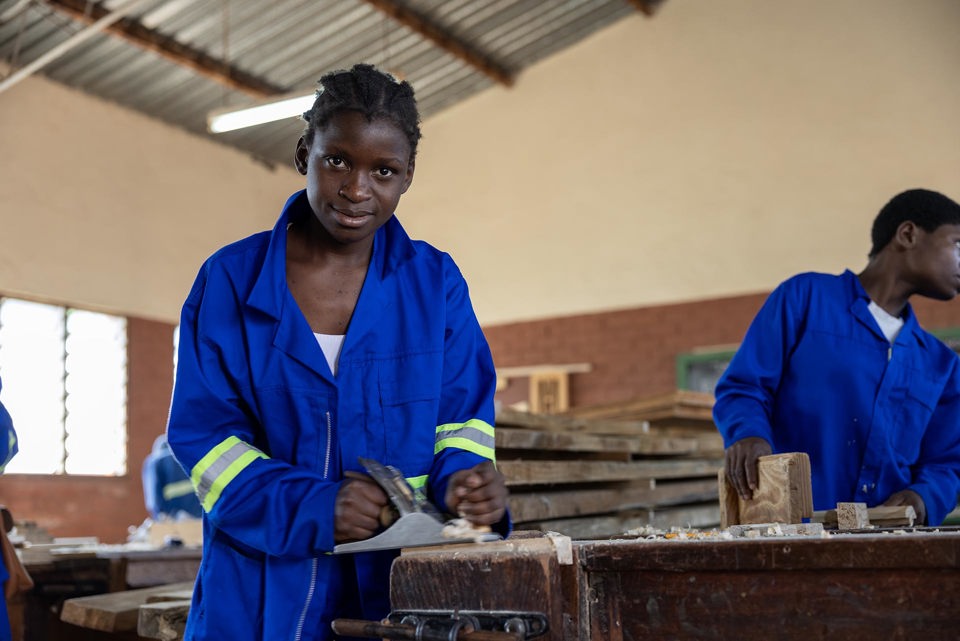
0,0 -> 655,167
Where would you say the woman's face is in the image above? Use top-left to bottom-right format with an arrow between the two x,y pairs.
295,110 -> 415,248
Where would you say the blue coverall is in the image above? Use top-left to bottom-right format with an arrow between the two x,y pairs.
714,270 -> 960,525
0,377 -> 19,641
167,191 -> 504,640
142,435 -> 202,519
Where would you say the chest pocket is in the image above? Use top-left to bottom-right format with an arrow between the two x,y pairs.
893,372 -> 942,462
379,368 -> 440,474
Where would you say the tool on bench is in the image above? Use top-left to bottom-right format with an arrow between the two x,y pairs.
333,457 -> 501,554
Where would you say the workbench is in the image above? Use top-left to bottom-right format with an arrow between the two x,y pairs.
390,529 -> 960,640
22,545 -> 200,641
57,529 -> 960,640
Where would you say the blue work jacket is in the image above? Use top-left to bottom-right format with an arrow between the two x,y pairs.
167,191 -> 503,640
0,377 -> 18,641
143,435 -> 202,519
714,270 -> 960,525
0,378 -> 17,474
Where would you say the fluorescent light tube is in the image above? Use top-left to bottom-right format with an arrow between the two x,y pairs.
207,91 -> 317,134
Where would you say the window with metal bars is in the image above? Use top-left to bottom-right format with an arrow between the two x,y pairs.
0,296 -> 127,475
676,346 -> 737,395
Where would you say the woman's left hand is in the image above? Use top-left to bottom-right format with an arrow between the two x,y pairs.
444,461 -> 507,526
882,488 -> 926,525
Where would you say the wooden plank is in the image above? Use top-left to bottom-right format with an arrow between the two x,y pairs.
506,503 -> 721,540
497,407 -> 649,435
645,425 -> 724,455
496,427 -> 699,457
563,390 -> 715,421
60,581 -> 194,632
499,458 -> 723,486
813,505 -> 917,528
509,478 -> 719,522
719,453 -> 812,527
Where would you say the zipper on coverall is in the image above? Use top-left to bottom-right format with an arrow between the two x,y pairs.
293,411 -> 332,640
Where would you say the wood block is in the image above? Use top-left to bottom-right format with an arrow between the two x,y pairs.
138,599 -> 191,641
836,502 -> 870,529
719,453 -> 813,527
529,370 -> 570,414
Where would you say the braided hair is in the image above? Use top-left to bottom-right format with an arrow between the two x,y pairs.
301,63 -> 422,158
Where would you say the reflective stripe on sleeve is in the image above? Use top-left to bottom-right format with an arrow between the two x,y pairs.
406,474 -> 430,504
0,430 -> 17,471
406,474 -> 428,490
162,479 -> 197,501
191,436 -> 268,512
434,419 -> 495,461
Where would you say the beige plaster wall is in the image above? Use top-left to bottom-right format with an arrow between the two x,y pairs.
2,0 -> 959,326
0,65 -> 304,322
399,0 -> 960,324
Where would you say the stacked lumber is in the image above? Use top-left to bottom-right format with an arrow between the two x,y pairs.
496,391 -> 724,539
563,390 -> 724,456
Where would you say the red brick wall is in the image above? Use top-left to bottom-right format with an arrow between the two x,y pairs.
0,318 -> 174,543
485,292 -> 960,409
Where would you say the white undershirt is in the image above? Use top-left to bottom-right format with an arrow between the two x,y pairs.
314,333 -> 346,376
868,301 -> 904,344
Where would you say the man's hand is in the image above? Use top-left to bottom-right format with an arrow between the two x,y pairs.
444,461 -> 508,527
334,473 -> 389,543
882,489 -> 926,525
725,437 -> 773,500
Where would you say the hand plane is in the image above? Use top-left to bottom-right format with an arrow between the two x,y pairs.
333,457 -> 501,554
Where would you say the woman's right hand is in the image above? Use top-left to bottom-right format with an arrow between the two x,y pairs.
334,473 -> 389,543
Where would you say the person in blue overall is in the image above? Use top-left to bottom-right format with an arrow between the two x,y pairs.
715,188 -> 960,526
142,435 -> 202,520
0,377 -> 19,641
166,64 -> 509,640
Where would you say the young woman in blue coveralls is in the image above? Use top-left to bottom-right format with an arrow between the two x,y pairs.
166,64 -> 509,641
716,189 -> 960,526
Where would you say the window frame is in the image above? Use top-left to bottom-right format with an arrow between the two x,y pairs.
0,295 -> 129,476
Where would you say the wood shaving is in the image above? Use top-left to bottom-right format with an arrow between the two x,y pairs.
442,518 -> 492,542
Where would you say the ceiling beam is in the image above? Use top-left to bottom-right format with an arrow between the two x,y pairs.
360,0 -> 514,87
627,0 -> 667,17
44,0 -> 284,98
